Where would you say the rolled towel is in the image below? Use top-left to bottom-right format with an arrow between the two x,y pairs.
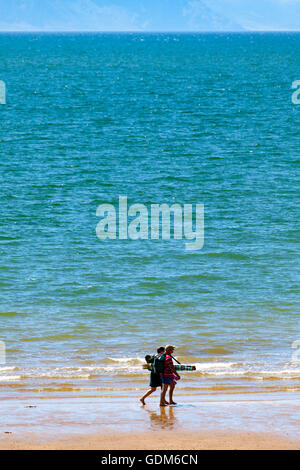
143,364 -> 196,371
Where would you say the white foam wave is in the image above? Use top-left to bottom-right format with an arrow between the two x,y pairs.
34,373 -> 93,379
194,362 -> 237,370
1,360 -> 299,383
105,357 -> 144,365
54,366 -> 103,372
0,375 -> 21,381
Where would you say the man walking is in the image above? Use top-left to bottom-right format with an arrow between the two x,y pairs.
140,346 -> 166,405
160,345 -> 180,406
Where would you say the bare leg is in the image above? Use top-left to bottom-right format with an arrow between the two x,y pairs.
140,387 -> 156,405
160,384 -> 169,406
169,381 -> 177,405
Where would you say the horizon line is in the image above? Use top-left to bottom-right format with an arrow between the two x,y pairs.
0,29 -> 300,34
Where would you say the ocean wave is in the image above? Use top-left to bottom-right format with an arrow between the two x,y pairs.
103,357 -> 145,365
54,366 -> 103,371
1,360 -> 299,384
0,375 -> 21,381
192,366 -> 300,380
13,386 -> 144,392
24,372 -> 93,380
194,362 -> 238,370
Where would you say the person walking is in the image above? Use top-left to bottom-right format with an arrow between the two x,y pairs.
140,346 -> 167,405
160,345 -> 180,406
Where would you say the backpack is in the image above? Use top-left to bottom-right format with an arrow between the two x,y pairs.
145,355 -> 154,364
153,352 -> 166,374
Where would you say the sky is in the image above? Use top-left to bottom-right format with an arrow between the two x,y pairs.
0,0 -> 300,31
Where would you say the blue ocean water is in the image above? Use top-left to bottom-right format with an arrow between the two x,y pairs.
0,33 -> 299,397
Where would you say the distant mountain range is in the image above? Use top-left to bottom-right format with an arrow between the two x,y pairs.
0,0 -> 243,31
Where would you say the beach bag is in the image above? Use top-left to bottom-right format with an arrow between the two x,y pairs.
153,353 -> 166,374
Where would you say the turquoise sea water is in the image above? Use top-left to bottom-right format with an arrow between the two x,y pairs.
0,33 -> 299,399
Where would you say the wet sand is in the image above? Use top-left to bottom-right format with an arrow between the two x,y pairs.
0,393 -> 299,449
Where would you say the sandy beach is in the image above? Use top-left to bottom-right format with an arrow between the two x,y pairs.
0,393 -> 299,450
1,430 -> 299,450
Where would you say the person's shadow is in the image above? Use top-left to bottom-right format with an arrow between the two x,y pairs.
142,405 -> 177,430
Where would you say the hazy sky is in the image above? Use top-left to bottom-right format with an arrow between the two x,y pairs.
0,0 -> 300,31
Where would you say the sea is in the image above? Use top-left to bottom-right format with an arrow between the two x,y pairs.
0,33 -> 299,403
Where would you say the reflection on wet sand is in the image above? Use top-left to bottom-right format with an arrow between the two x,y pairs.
142,405 -> 177,429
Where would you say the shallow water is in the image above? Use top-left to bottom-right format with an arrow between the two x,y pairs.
0,33 -> 299,400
